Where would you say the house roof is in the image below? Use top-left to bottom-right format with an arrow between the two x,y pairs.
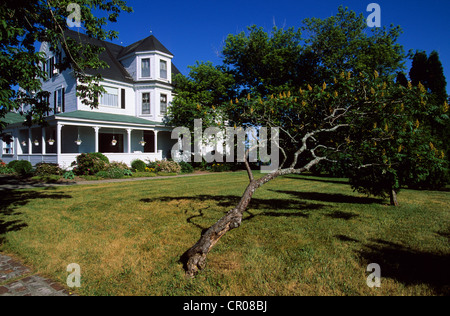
56,111 -> 164,126
3,112 -> 25,125
117,35 -> 173,59
64,30 -> 181,82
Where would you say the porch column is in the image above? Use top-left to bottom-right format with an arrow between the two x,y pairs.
41,128 -> 46,155
57,123 -> 63,155
93,127 -> 100,153
13,129 -> 19,159
154,130 -> 159,154
28,129 -> 32,155
127,129 -> 132,154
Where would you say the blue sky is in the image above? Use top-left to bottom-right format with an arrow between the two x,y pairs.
103,0 -> 450,89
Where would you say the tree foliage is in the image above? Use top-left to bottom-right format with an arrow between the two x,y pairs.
0,0 -> 132,132
169,6 -> 449,209
171,6 -> 450,276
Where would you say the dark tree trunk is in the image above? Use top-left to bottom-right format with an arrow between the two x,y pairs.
389,188 -> 399,206
181,157 -> 324,277
181,179 -> 263,277
182,169 -> 286,277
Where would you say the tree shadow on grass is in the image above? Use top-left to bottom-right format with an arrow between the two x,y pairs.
142,194 -> 328,273
141,194 -> 327,232
283,174 -> 350,185
0,189 -> 72,245
270,189 -> 384,205
356,238 -> 450,295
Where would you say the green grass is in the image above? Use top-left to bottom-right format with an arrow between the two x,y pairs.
0,172 -> 449,296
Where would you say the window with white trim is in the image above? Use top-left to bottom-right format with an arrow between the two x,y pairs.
43,53 -> 61,79
100,86 -> 119,107
141,58 -> 151,78
160,60 -> 167,79
160,94 -> 167,115
142,93 -> 151,115
2,134 -> 14,155
54,87 -> 65,113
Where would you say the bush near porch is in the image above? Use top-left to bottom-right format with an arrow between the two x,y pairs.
73,153 -> 109,176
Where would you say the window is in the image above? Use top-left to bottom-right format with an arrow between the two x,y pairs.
44,53 -> 61,79
2,134 -> 13,155
141,58 -> 150,78
142,93 -> 151,115
45,57 -> 54,79
160,94 -> 167,115
160,60 -> 167,79
100,86 -> 119,107
121,89 -> 126,109
54,88 -> 65,113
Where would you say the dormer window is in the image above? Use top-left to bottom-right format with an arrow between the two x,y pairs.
141,58 -> 150,78
43,52 -> 62,80
160,60 -> 167,79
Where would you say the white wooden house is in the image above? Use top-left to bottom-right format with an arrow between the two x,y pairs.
1,30 -> 180,168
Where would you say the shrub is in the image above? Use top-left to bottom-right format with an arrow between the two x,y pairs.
35,163 -> 62,176
211,163 -> 231,173
107,161 -> 130,171
75,153 -> 107,175
90,152 -> 109,164
179,161 -> 194,174
131,159 -> 147,172
7,160 -> 19,169
63,171 -> 75,180
13,160 -> 33,176
0,160 -> 14,174
96,167 -> 132,179
0,167 -> 15,175
151,160 -> 181,174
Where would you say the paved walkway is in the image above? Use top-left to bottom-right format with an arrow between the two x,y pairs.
0,254 -> 74,296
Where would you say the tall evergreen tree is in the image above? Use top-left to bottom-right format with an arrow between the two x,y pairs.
426,51 -> 448,105
409,51 -> 429,86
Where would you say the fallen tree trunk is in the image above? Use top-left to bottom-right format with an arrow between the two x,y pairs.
182,180 -> 259,277
182,157 -> 324,277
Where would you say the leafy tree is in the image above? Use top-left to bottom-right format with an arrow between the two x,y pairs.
408,50 -> 449,181
221,6 -> 406,98
301,7 -> 405,80
180,69 -> 438,276
347,79 -> 448,205
170,61 -> 236,129
0,0 -> 132,132
222,25 -> 305,95
170,7 -> 449,276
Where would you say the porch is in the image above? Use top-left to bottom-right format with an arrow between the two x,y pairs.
2,123 -> 174,169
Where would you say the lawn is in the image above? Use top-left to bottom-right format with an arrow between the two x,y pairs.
0,171 -> 449,296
